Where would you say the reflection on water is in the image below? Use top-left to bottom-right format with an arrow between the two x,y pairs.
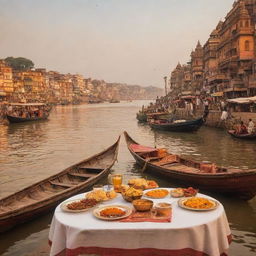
0,101 -> 255,255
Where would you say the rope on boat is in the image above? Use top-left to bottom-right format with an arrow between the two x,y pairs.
142,159 -> 149,173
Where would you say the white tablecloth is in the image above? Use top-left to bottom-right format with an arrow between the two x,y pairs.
49,189 -> 231,256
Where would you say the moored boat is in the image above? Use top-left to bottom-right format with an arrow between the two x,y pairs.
149,117 -> 204,132
0,136 -> 120,232
6,103 -> 51,123
6,114 -> 49,123
136,112 -> 147,122
124,131 -> 256,200
109,99 -> 120,103
228,130 -> 256,140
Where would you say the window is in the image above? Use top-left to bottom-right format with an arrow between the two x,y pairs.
245,20 -> 249,27
245,40 -> 250,51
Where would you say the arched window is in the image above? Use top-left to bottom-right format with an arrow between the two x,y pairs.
245,40 -> 250,51
245,20 -> 249,27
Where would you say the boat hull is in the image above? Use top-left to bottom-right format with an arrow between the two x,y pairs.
0,137 -> 120,232
124,132 -> 256,200
149,117 -> 204,132
136,113 -> 147,122
228,130 -> 256,140
7,115 -> 48,123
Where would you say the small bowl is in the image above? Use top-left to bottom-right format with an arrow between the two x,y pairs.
132,199 -> 153,212
122,193 -> 142,202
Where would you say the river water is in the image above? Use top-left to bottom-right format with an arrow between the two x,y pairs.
0,101 -> 255,256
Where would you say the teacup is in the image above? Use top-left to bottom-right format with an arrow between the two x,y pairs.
152,202 -> 172,218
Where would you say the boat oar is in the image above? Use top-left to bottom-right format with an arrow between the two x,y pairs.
141,159 -> 150,173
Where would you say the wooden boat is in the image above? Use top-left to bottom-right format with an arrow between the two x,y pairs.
109,99 -> 120,103
6,103 -> 51,123
0,136 -> 120,232
6,114 -> 49,123
136,112 -> 147,122
149,117 -> 204,132
228,130 -> 256,140
124,131 -> 256,200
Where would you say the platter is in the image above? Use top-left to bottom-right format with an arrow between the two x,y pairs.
143,189 -> 169,199
61,198 -> 98,213
178,197 -> 219,211
93,205 -> 132,220
86,189 -> 117,201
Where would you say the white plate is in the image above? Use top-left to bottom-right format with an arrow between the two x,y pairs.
93,205 -> 132,220
61,199 -> 97,213
178,197 -> 219,211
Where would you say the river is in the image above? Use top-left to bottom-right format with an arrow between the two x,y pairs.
0,101 -> 255,255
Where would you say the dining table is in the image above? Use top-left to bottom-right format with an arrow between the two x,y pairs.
48,188 -> 232,256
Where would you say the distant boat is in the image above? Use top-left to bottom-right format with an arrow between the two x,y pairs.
6,114 -> 49,123
109,99 -> 120,103
228,130 -> 256,140
136,112 -> 147,122
6,103 -> 51,123
0,136 -> 120,232
88,100 -> 103,104
124,131 -> 256,200
149,117 -> 204,132
136,112 -> 171,123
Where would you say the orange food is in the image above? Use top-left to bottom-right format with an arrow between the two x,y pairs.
184,197 -> 214,209
145,189 -> 169,198
146,180 -> 159,189
67,199 -> 98,210
100,207 -> 126,218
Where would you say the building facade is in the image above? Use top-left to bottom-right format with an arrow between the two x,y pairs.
169,0 -> 256,100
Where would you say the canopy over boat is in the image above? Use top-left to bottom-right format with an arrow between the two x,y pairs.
8,103 -> 47,106
226,96 -> 256,104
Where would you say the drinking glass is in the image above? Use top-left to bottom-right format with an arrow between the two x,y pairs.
112,174 -> 123,192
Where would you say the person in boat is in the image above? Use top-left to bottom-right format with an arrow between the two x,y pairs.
235,121 -> 248,135
248,119 -> 255,134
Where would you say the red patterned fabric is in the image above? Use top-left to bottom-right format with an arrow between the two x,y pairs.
119,210 -> 171,222
55,247 -> 209,256
49,234 -> 232,256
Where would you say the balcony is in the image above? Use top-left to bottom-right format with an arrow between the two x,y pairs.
208,74 -> 228,83
223,79 -> 247,92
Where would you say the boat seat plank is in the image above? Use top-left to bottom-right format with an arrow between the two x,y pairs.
78,166 -> 104,173
165,164 -> 200,173
145,156 -> 163,162
50,181 -> 77,188
69,173 -> 96,178
79,166 -> 104,170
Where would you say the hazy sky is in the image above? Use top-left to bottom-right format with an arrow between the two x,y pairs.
0,0 -> 234,87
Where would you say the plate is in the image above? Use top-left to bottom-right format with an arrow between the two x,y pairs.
178,197 -> 219,211
86,190 -> 117,201
144,189 -> 169,199
61,199 -> 97,213
93,205 -> 132,220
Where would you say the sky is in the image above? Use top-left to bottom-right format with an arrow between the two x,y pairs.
0,0 -> 234,87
